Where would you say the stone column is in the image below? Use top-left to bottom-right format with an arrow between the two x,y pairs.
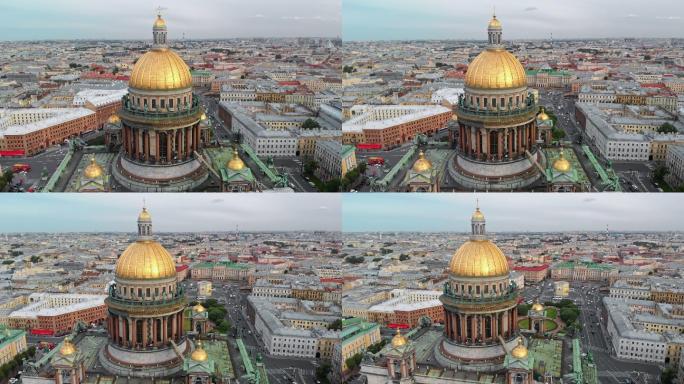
387,358 -> 394,377
162,317 -> 167,343
130,318 -> 135,347
137,129 -> 143,160
167,133 -> 172,163
498,130 -> 503,159
171,314 -> 177,340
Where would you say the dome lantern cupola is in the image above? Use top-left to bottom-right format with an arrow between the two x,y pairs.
471,201 -> 486,239
487,11 -> 503,46
137,205 -> 153,240
152,12 -> 168,48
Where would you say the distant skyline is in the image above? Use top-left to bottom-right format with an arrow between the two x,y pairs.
1,194 -> 341,233
0,0 -> 340,41
342,194 -> 684,233
343,0 -> 684,41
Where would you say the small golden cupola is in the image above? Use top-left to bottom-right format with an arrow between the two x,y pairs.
226,147 -> 246,171
391,328 -> 408,348
83,156 -> 104,179
412,151 -> 433,173
531,299 -> 544,312
510,338 -> 528,359
537,107 -> 550,121
552,150 -> 572,173
191,340 -> 208,362
193,303 -> 206,313
59,338 -> 77,356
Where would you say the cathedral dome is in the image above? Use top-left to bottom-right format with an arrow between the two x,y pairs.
537,107 -> 550,121
449,240 -> 509,277
448,206 -> 510,278
115,207 -> 176,281
59,339 -> 77,356
191,341 -> 208,362
465,49 -> 527,90
129,49 -> 192,91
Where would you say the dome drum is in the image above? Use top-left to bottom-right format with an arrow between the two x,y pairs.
440,290 -> 518,314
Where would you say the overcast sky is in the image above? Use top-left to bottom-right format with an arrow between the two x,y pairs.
0,0 -> 341,41
344,0 -> 684,41
0,194 -> 341,233
343,194 -> 684,233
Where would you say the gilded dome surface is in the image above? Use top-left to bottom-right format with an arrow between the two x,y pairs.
488,16 -> 502,29
412,151 -> 432,173
191,341 -> 208,361
153,15 -> 166,29
129,49 -> 192,91
193,303 -> 206,313
226,148 -> 246,171
537,107 -> 550,121
465,49 -> 527,90
107,114 -> 120,124
115,240 -> 176,280
531,300 -> 544,312
83,157 -> 104,179
138,207 -> 152,222
471,207 -> 485,221
552,151 -> 571,173
449,240 -> 509,277
511,338 -> 528,359
60,339 -> 77,356
391,329 -> 408,348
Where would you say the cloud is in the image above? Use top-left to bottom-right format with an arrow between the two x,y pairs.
656,16 -> 681,20
625,13 -> 639,18
523,7 -> 538,12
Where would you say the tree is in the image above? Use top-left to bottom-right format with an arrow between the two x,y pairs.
518,304 -> 530,316
644,54 -> 652,61
315,362 -> 332,384
661,367 -> 676,384
343,65 -> 354,73
345,352 -> 363,371
560,307 -> 579,324
399,254 -> 410,261
215,319 -> 231,333
552,128 -> 566,140
657,122 -> 677,134
208,307 -> 227,323
367,339 -> 387,354
302,118 -> 320,129
1,260 -> 14,265
30,255 -> 42,263
345,255 -> 364,264
304,160 -> 318,176
203,299 -> 219,308
327,319 -> 342,330
112,67 -> 119,74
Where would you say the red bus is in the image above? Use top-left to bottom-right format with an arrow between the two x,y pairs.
356,143 -> 382,150
0,150 -> 25,157
31,328 -> 54,336
367,157 -> 384,166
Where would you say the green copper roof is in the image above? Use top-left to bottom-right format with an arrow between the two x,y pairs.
194,261 -> 251,270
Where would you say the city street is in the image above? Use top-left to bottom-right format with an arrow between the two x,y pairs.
0,145 -> 68,190
187,280 -> 320,384
522,280 -> 662,384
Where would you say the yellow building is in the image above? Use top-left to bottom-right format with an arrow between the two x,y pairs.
341,145 -> 357,178
554,281 -> 570,297
0,327 -> 27,366
336,318 -> 381,374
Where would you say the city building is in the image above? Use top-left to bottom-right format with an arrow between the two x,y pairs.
6,293 -> 107,336
112,15 -> 208,191
342,105 -> 451,149
513,264 -> 549,284
313,140 -> 342,181
0,326 -> 27,366
332,317 -> 381,382
190,261 -> 254,282
665,144 -> 684,189
366,289 -> 444,327
551,261 -> 618,282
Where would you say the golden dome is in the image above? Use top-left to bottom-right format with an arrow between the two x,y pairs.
412,151 -> 432,173
511,338 -> 528,359
193,303 -> 206,313
154,15 -> 166,29
537,107 -> 550,121
138,207 -> 152,222
60,339 -> 77,356
531,300 -> 544,312
471,207 -> 485,221
226,148 -> 245,171
115,240 -> 176,280
552,150 -> 571,173
201,113 -> 207,121
107,114 -> 120,124
488,15 -> 502,29
83,157 -> 104,179
129,49 -> 192,91
191,341 -> 208,362
465,49 -> 527,90
449,240 -> 509,277
391,328 -> 408,348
